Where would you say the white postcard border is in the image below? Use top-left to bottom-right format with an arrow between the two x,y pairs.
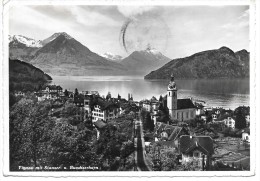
1,0 -> 258,178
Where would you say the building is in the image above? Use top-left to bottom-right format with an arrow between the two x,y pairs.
167,74 -> 196,121
242,132 -> 250,142
142,100 -> 151,112
73,94 -> 84,107
154,122 -> 184,142
151,109 -> 159,125
36,92 -> 60,101
82,90 -> 99,96
14,91 -> 25,97
94,119 -> 107,140
224,117 -> 235,129
43,85 -> 63,94
180,135 -> 214,170
91,97 -> 120,123
212,114 -> 217,122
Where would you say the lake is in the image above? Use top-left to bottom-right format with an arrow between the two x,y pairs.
51,76 -> 250,110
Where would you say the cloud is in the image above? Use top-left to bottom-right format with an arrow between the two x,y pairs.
220,8 -> 249,30
10,5 -> 87,41
117,6 -> 156,17
69,6 -> 120,27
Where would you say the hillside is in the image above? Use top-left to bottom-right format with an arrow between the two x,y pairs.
9,58 -> 52,92
144,47 -> 250,79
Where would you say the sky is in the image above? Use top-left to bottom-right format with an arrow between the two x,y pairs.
9,5 -> 249,59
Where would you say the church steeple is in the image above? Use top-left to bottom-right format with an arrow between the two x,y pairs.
168,73 -> 177,90
167,73 -> 177,120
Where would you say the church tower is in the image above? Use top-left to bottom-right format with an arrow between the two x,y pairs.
167,74 -> 177,120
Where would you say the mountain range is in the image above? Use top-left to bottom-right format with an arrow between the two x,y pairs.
144,46 -> 249,79
99,52 -> 123,63
9,32 -> 249,78
9,32 -> 170,76
120,48 -> 171,75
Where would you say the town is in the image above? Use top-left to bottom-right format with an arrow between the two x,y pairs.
10,74 -> 250,171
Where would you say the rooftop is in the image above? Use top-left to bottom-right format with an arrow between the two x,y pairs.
177,99 -> 196,110
180,135 -> 214,155
94,120 -> 107,129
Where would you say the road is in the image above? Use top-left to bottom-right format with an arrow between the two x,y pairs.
134,119 -> 150,171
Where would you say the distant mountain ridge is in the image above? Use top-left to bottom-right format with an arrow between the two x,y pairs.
9,32 -> 171,76
9,35 -> 42,62
99,52 -> 123,63
9,32 -> 126,76
144,46 -> 249,79
9,35 -> 43,48
120,48 -> 171,75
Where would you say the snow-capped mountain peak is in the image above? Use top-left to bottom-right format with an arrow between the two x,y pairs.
9,35 -> 43,48
99,52 -> 123,62
143,47 -> 162,55
42,32 -> 73,45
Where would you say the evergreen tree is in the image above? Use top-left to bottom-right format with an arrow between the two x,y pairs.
74,88 -> 79,96
235,109 -> 246,129
64,89 -> 69,97
106,91 -> 111,100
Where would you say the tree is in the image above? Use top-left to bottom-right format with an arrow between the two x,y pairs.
74,88 -> 79,96
175,158 -> 202,171
159,95 -> 163,102
235,109 -> 247,129
48,121 -> 96,168
145,112 -> 154,131
160,150 -> 178,171
10,99 -> 55,170
64,89 -> 69,97
106,91 -> 111,100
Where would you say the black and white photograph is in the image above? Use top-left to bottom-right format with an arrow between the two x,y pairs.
1,0 -> 260,179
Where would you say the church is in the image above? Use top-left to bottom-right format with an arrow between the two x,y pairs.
167,74 -> 196,121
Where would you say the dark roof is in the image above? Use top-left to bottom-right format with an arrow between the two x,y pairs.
177,99 -> 195,110
94,97 -> 119,110
74,95 -> 84,104
94,120 -> 107,129
179,135 -> 214,155
45,85 -> 63,90
154,122 -> 183,141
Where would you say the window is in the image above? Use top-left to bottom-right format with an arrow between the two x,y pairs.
169,92 -> 170,96
173,92 -> 175,97
186,112 -> 189,118
191,111 -> 194,118
194,152 -> 199,157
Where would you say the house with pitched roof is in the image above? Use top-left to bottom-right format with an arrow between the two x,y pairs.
43,85 -> 63,94
91,97 -> 120,123
167,74 -> 196,121
223,117 -> 235,129
94,119 -> 107,140
180,135 -> 214,170
154,122 -> 184,143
